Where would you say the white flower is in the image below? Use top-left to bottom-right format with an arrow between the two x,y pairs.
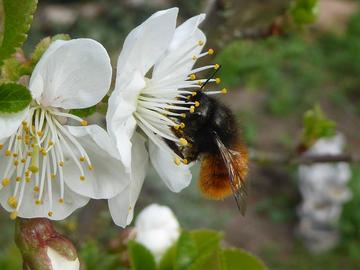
135,204 -> 180,262
47,247 -> 80,270
107,8 -> 222,227
0,38 -> 128,220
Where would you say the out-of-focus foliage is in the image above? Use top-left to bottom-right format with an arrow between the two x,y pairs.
300,105 -> 336,149
290,0 -> 318,25
0,0 -> 38,65
339,166 -> 360,265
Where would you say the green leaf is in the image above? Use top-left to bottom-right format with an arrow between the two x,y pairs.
0,83 -> 32,113
0,0 -> 38,65
174,232 -> 198,270
221,248 -> 267,270
291,0 -> 318,25
69,106 -> 97,118
128,241 -> 156,270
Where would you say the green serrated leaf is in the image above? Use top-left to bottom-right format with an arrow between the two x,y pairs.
0,83 -> 32,113
69,106 -> 97,118
0,0 -> 38,65
221,248 -> 267,270
174,232 -> 198,270
128,241 -> 156,270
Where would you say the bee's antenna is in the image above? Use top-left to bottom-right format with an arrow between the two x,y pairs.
200,64 -> 222,91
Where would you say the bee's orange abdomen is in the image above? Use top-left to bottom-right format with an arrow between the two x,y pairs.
198,142 -> 248,200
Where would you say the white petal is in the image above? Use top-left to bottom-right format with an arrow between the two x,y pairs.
148,141 -> 192,192
0,109 -> 28,140
115,8 -> 178,86
108,133 -> 148,227
47,247 -> 80,270
107,71 -> 146,171
0,174 -> 89,220
29,38 -> 112,109
152,14 -> 206,81
63,125 -> 129,199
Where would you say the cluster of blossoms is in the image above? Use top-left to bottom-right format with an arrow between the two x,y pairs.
0,8 -> 225,227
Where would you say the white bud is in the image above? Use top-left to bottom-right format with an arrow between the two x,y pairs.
135,204 -> 180,262
47,247 -> 80,270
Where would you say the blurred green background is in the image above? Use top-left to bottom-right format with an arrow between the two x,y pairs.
2,0 -> 360,269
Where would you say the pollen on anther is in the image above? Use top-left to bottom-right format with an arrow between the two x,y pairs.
34,186 -> 40,193
16,176 -> 21,182
81,120 -> 88,126
48,211 -> 53,217
221,88 -> 228,94
51,173 -> 56,179
13,160 -> 19,166
214,64 -> 220,70
7,196 -> 17,209
180,113 -> 186,118
208,48 -> 215,55
79,156 -> 85,162
35,199 -> 42,205
192,55 -> 197,60
198,40 -> 204,46
5,150 -> 11,156
88,165 -> 94,171
215,78 -> 221,84
190,106 -> 195,113
180,123 -> 186,129
10,211 -> 17,220
49,141 -> 54,146
179,138 -> 188,146
80,175 -> 86,181
29,165 -> 39,173
174,157 -> 181,166
59,198 -> 65,204
59,161 -> 64,167
191,92 -> 197,96
37,131 -> 44,137
182,159 -> 189,165
189,74 -> 196,80
2,178 -> 10,187
21,158 -> 26,163
194,101 -> 200,107
174,124 -> 180,130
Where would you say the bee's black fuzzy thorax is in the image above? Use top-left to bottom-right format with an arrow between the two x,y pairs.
183,91 -> 238,155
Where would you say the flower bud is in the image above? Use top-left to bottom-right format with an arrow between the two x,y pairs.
15,218 -> 80,270
135,204 -> 180,262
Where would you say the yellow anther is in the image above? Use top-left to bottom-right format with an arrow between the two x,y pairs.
51,173 -> 56,179
13,153 -> 18,158
180,113 -> 186,118
10,211 -> 17,220
179,138 -> 188,146
214,64 -> 220,70
194,101 -> 200,107
0,144 -> 3,150
7,196 -> 17,208
180,123 -> 186,129
22,120 -> 27,126
28,153 -> 32,157
17,135 -> 22,140
21,158 -> 26,164
189,74 -> 196,80
40,148 -> 47,156
37,131 -> 43,137
80,175 -> 86,181
13,160 -> 19,166
49,141 -> 54,146
29,165 -> 39,173
81,120 -> 88,126
182,159 -> 189,165
197,81 -> 203,86
208,48 -> 215,55
191,92 -> 197,96
59,198 -> 65,204
79,156 -> 85,162
192,55 -> 197,60
174,124 -> 180,130
5,150 -> 11,156
190,106 -> 195,113
33,186 -> 40,193
174,157 -> 181,166
198,40 -> 204,46
59,161 -> 64,167
88,165 -> 94,171
221,88 -> 228,94
25,177 -> 31,183
215,77 -> 221,84
35,199 -> 42,205
25,171 -> 30,177
16,176 -> 21,182
48,211 -> 53,217
2,178 -> 10,187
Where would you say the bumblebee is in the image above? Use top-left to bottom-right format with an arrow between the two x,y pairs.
167,76 -> 249,214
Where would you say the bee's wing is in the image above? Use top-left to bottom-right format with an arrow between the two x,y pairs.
214,133 -> 248,215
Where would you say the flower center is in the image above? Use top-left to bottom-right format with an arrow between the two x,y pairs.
133,41 -> 227,165
0,106 -> 92,220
